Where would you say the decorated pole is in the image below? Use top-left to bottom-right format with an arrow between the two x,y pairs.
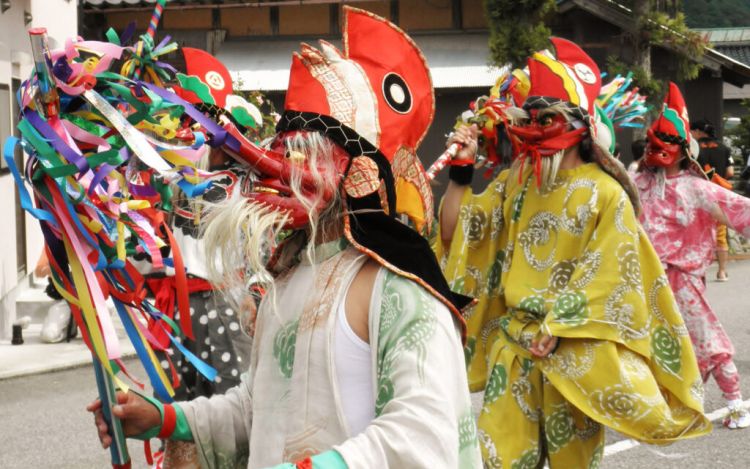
93,359 -> 131,469
426,143 -> 460,180
28,27 -> 132,469
133,0 -> 167,80
147,0 -> 167,38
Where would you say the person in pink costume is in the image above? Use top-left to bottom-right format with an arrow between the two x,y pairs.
634,82 -> 750,429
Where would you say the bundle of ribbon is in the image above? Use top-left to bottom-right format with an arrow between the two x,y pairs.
426,67 -> 529,180
597,72 -> 650,130
427,68 -> 649,181
4,20 -> 232,468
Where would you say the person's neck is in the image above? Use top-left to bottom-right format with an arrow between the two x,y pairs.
665,161 -> 682,176
309,222 -> 345,246
559,147 -> 584,170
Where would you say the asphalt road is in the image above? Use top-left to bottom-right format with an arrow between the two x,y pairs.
602,260 -> 750,468
1,261 -> 749,468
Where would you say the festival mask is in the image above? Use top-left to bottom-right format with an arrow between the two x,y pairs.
504,37 -> 599,185
223,125 -> 350,227
643,82 -> 690,169
644,128 -> 683,168
507,109 -> 586,157
220,7 -> 436,232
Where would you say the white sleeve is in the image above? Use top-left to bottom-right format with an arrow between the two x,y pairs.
334,272 -> 481,468
177,372 -> 253,468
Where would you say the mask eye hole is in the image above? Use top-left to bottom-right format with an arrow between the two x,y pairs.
539,115 -> 554,127
382,73 -> 412,114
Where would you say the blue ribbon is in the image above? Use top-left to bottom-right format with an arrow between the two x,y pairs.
3,137 -> 57,225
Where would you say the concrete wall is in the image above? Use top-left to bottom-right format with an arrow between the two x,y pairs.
0,0 -> 77,338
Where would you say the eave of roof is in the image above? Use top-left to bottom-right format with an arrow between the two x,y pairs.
693,28 -> 750,44
557,0 -> 750,86
217,34 -> 505,91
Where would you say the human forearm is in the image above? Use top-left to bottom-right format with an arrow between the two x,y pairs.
136,395 -> 193,441
439,125 -> 478,244
702,181 -> 750,235
439,181 -> 470,244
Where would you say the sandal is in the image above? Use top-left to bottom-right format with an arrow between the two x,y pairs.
724,405 -> 750,429
716,272 -> 729,282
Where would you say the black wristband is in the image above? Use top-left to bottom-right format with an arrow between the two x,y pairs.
448,164 -> 474,185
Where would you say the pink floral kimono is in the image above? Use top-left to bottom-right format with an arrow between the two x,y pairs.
635,169 -> 750,400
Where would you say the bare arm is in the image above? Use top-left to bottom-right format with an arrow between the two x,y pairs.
439,124 -> 478,244
87,391 -> 162,448
345,260 -> 380,343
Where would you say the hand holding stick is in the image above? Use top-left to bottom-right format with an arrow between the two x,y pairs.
426,124 -> 479,180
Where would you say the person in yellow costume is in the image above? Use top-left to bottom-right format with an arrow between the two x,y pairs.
435,38 -> 710,469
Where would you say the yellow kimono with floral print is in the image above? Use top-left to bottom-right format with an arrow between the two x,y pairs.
435,163 -> 710,468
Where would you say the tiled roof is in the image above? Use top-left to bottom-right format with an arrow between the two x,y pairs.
713,45 -> 750,67
693,28 -> 750,67
695,28 -> 750,44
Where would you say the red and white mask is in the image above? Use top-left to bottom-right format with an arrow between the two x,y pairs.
506,37 -> 600,186
644,82 -> 691,169
221,7 -> 435,232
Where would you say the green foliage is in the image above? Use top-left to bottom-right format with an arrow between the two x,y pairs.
642,11 -> 708,81
238,90 -> 280,142
484,0 -> 557,68
605,56 -> 664,110
683,0 -> 750,28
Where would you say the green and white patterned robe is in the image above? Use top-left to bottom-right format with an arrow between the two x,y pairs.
178,241 -> 481,468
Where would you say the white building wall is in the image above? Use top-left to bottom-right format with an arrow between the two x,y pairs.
0,0 -> 77,338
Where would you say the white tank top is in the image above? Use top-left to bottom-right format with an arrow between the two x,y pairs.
334,300 -> 375,436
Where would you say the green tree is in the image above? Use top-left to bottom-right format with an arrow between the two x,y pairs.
485,1 -> 706,86
484,0 -> 557,68
683,0 -> 750,28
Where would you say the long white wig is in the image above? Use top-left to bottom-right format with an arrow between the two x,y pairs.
200,132 -> 344,312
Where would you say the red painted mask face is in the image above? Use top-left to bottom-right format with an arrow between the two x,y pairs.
507,110 -> 586,157
222,122 -> 350,229
644,128 -> 683,168
506,109 -> 587,186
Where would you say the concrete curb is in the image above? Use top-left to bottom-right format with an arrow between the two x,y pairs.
0,324 -> 137,381
0,350 -> 138,381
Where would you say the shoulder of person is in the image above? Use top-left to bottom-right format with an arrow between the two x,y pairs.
349,259 -> 382,309
376,268 -> 454,321
587,164 -> 629,201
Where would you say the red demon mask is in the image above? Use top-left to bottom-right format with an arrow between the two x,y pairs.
222,124 -> 350,227
505,38 -> 599,186
507,110 -> 587,185
644,128 -> 683,168
643,82 -> 690,169
221,7 -> 435,231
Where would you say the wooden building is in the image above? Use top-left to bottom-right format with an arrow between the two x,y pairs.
554,0 -> 750,156
81,0 -> 499,166
80,0 -> 750,170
